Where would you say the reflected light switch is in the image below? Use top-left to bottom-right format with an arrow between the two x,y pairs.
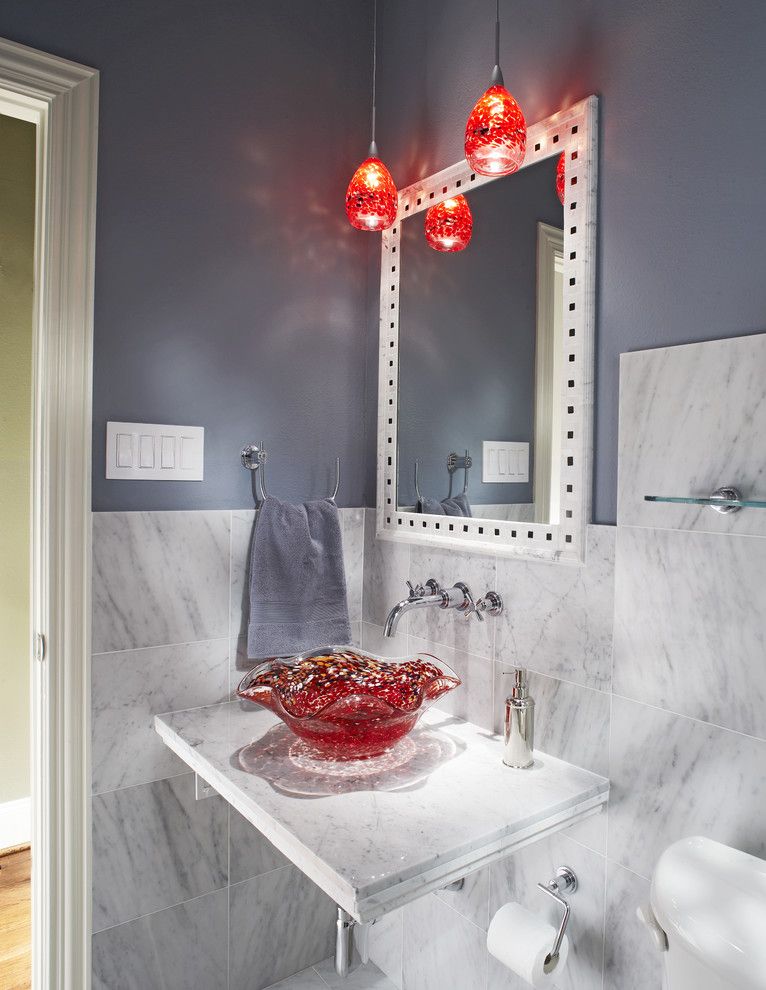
482,441 -> 529,483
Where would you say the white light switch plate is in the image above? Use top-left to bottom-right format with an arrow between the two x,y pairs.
482,441 -> 529,483
106,422 -> 204,481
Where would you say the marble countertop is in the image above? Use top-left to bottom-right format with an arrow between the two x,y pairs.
155,702 -> 608,923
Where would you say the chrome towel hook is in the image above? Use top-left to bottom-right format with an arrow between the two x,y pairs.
240,441 -> 340,504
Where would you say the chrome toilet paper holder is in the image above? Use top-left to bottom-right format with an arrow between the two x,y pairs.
536,866 -> 578,973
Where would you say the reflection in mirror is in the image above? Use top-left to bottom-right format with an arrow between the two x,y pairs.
396,155 -> 563,525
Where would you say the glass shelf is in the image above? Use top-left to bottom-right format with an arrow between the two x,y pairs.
644,495 -> 766,509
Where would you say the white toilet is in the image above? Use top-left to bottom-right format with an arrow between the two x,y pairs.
640,836 -> 766,990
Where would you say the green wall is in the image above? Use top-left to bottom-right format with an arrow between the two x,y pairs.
0,113 -> 36,806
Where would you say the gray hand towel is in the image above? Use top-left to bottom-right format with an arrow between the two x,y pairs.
247,496 -> 352,659
419,493 -> 472,517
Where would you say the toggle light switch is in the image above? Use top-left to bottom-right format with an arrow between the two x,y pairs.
139,435 -> 155,469
161,436 -> 175,469
116,433 -> 133,468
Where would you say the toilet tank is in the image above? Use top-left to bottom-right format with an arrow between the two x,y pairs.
651,836 -> 766,990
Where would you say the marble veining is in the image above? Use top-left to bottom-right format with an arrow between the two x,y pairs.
614,524 -> 766,739
91,772 -> 228,932
342,507 -> 365,624
313,956 -> 399,989
494,525 -> 615,691
155,701 -> 608,923
363,509 -> 411,628
229,865 -> 335,990
608,696 -> 766,880
407,544 -> 497,659
367,908 -> 403,989
618,334 -> 766,535
402,893 -> 488,990
411,634 -> 495,734
91,638 -> 230,793
265,960 -> 398,990
91,888 -> 228,990
435,865 -> 490,931
230,508 -> 257,644
92,510 -> 230,653
602,862 -> 662,990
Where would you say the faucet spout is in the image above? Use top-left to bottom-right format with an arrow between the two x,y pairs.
383,593 -> 444,637
382,580 -> 503,638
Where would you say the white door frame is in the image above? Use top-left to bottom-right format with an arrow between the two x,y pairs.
0,37 -> 98,990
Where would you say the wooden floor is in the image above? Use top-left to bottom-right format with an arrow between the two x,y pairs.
0,845 -> 31,990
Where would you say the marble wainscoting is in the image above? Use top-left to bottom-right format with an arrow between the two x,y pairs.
360,337 -> 766,990
91,507 -> 364,990
617,333 -> 766,536
603,334 -> 766,989
361,510 -> 615,989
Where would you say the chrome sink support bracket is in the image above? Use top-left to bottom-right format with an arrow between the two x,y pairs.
335,907 -> 373,976
194,774 -> 216,800
335,907 -> 353,977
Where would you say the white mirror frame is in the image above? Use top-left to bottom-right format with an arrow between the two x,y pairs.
375,95 -> 598,562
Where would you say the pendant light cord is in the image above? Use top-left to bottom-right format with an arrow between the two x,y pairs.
491,0 -> 504,86
495,0 -> 500,67
370,0 -> 378,156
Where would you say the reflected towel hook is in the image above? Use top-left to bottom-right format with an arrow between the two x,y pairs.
414,459 -> 424,504
241,441 -> 340,504
447,449 -> 472,498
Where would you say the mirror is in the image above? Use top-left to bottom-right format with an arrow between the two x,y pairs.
376,96 -> 598,561
396,154 -> 563,525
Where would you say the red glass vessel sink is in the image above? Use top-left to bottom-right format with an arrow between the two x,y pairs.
237,646 -> 461,760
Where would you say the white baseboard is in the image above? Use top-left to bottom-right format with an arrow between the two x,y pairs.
0,796 -> 31,850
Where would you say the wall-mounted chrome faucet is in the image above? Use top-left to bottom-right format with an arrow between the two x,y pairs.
383,579 -> 502,637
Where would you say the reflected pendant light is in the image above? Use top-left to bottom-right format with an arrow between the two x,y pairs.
345,0 -> 398,231
425,195 -> 473,252
556,151 -> 565,204
464,0 -> 526,177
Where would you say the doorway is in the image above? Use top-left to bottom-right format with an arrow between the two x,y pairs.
0,110 -> 36,989
0,38 -> 98,989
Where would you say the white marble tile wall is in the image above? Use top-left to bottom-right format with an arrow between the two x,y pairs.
617,333 -> 766,535
91,506 -> 364,989
364,332 -> 766,990
362,510 -> 616,990
92,349 -> 766,990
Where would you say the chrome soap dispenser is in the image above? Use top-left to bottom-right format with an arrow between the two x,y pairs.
503,668 -> 534,768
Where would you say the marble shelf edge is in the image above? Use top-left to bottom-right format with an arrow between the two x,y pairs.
154,708 -> 609,923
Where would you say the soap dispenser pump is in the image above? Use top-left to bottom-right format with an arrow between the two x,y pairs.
503,668 -> 534,769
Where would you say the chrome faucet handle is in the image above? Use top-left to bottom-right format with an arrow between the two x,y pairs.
476,591 -> 503,617
424,578 -> 442,596
453,582 -> 484,622
406,580 -> 426,600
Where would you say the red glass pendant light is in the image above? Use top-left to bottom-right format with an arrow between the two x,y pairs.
345,153 -> 397,231
556,151 -> 566,205
425,196 -> 473,252
464,1 -> 526,177
345,0 -> 398,231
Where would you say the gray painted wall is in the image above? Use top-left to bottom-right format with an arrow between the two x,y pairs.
0,0 -> 374,510
4,0 -> 766,520
397,156 -> 561,507
367,0 -> 766,523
